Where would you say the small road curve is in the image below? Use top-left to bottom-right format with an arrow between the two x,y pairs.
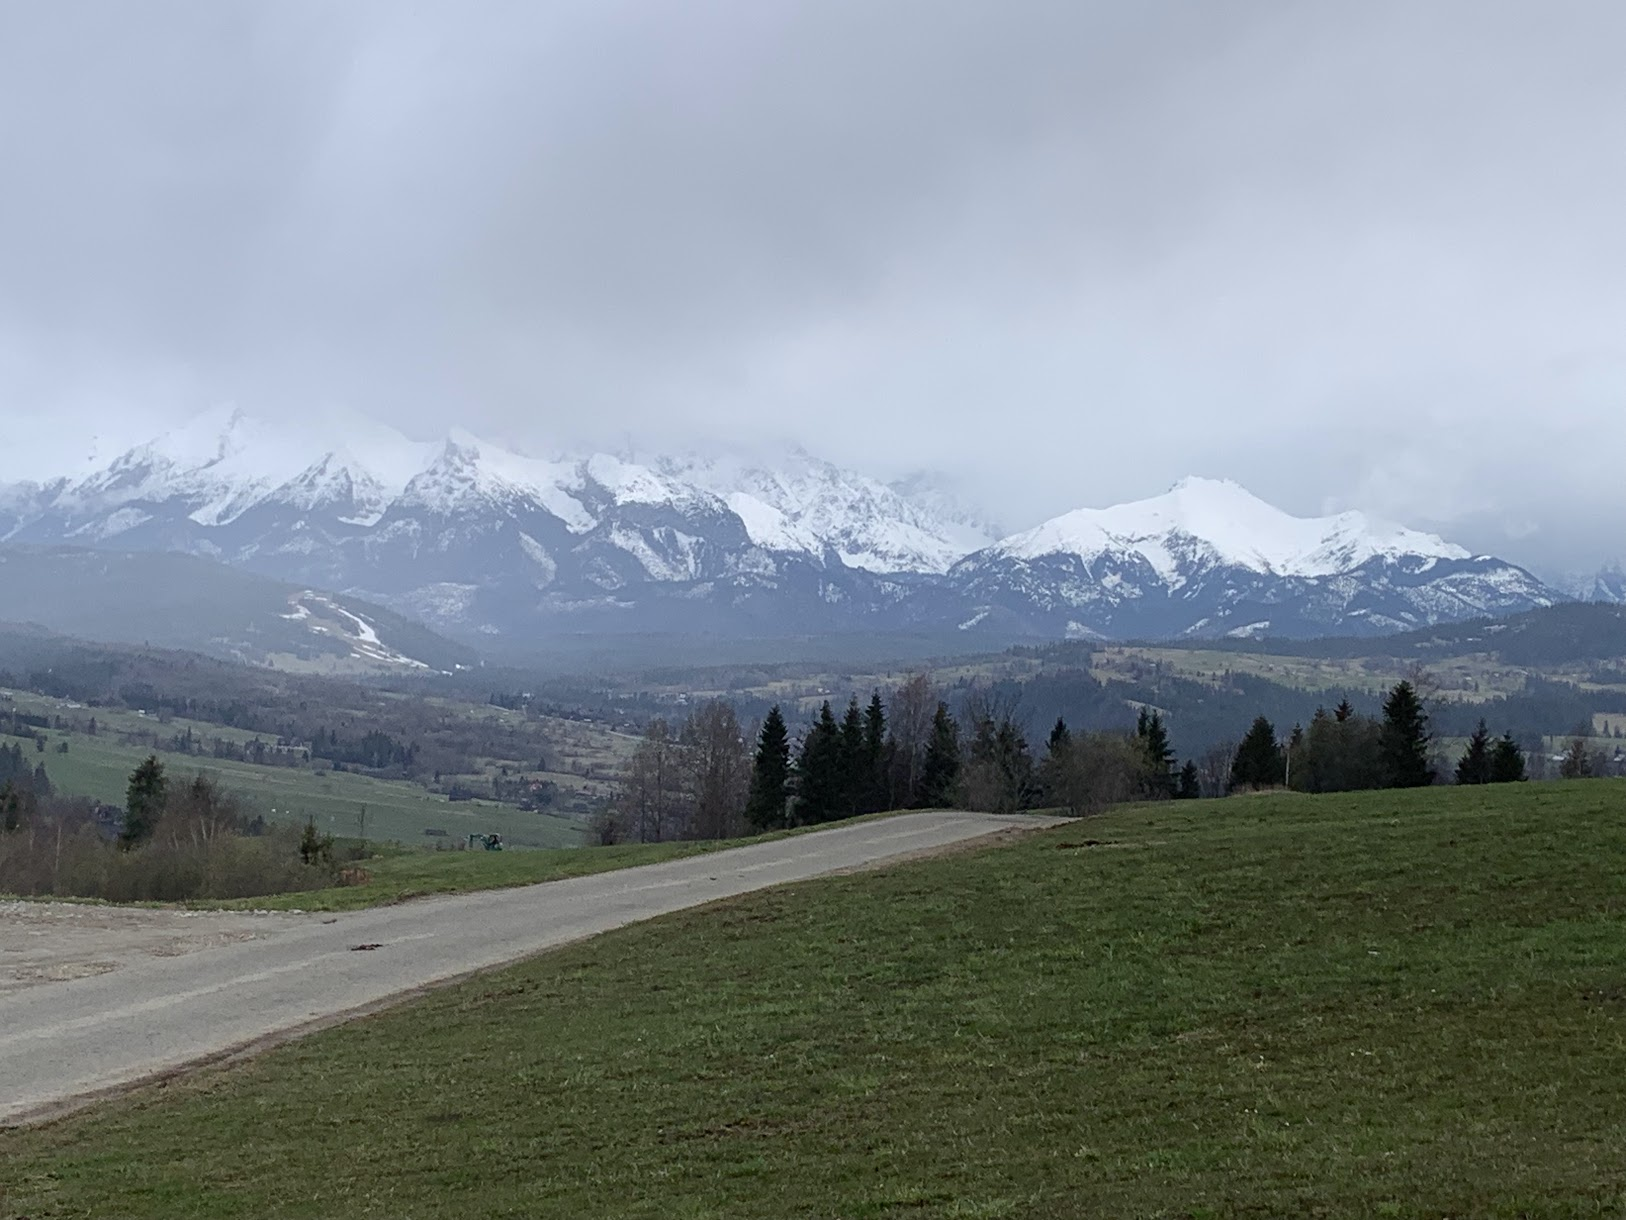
0,811 -> 1061,1126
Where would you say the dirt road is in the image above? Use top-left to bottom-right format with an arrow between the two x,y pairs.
0,812 -> 1058,1126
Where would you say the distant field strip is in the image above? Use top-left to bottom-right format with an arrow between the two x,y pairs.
6,723 -> 580,849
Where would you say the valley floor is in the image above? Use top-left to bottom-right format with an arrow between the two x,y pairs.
5,782 -> 1626,1217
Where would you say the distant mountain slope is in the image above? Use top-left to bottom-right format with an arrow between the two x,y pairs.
0,546 -> 474,673
0,410 -> 1563,644
1149,601 -> 1626,668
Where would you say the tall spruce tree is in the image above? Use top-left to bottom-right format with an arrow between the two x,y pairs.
1489,732 -> 1528,783
1380,681 -> 1434,788
1037,716 -> 1071,805
837,697 -> 866,816
795,702 -> 844,824
1176,760 -> 1201,800
1136,709 -> 1175,798
917,702 -> 961,808
1230,716 -> 1284,790
862,692 -> 889,814
121,754 -> 167,849
744,706 -> 791,830
1455,720 -> 1492,785
1047,717 -> 1072,755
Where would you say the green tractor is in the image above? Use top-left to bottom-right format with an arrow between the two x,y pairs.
467,832 -> 504,851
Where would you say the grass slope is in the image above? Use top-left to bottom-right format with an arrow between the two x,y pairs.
8,783 -> 1626,1217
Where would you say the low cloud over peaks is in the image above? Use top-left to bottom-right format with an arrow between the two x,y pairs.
1,1 -> 1623,576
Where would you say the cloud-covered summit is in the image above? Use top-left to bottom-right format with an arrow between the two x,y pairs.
1,1 -> 1624,576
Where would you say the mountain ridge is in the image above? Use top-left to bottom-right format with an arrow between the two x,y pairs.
0,408 -> 1567,644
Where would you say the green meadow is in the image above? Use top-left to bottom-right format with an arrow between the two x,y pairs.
7,781 -> 1626,1217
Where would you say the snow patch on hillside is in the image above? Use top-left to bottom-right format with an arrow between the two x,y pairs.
283,592 -> 432,669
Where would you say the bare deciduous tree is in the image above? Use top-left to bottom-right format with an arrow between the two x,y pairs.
618,718 -> 682,842
885,673 -> 936,808
1196,741 -> 1237,799
681,700 -> 750,840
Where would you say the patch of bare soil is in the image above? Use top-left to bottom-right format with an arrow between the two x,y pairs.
0,901 -> 311,996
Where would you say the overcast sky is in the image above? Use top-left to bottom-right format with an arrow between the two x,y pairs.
1,1 -> 1623,574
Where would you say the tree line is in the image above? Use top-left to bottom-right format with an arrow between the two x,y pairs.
1226,680 -> 1528,794
602,668 -> 1624,843
739,681 -> 1197,831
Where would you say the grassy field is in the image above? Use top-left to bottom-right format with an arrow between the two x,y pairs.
8,781 -> 1626,1217
0,684 -> 633,846
22,730 -> 583,849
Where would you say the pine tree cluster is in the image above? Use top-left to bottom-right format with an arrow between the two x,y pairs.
1229,680 -> 1533,796
1454,720 -> 1527,785
756,693 -> 967,827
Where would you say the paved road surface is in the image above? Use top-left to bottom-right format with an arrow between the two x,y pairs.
0,812 -> 1058,1126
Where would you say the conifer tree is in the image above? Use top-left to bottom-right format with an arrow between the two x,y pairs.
744,705 -> 791,830
121,754 -> 167,849
862,692 -> 889,813
1176,760 -> 1201,800
1037,716 -> 1071,805
1136,710 -> 1175,797
837,697 -> 865,816
1230,716 -> 1284,790
1334,698 -> 1355,723
1047,717 -> 1072,755
0,782 -> 27,833
1379,681 -> 1433,788
1455,720 -> 1492,785
1489,732 -> 1528,783
917,702 -> 961,808
795,702 -> 843,823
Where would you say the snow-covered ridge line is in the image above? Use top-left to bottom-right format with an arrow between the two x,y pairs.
4,406 -> 990,576
0,406 -> 1566,642
985,476 -> 1470,581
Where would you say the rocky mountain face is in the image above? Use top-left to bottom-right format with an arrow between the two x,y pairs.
0,408 -> 1563,645
1576,565 -> 1626,605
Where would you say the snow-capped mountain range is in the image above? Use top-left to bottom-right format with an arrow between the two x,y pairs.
0,406 -> 1566,645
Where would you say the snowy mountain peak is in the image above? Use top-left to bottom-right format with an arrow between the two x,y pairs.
992,476 -> 1470,581
653,448 -> 997,574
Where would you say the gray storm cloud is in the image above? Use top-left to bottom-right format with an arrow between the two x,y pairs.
1,0 -> 1623,574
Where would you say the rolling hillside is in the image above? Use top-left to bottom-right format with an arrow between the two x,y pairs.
0,545 -> 474,674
